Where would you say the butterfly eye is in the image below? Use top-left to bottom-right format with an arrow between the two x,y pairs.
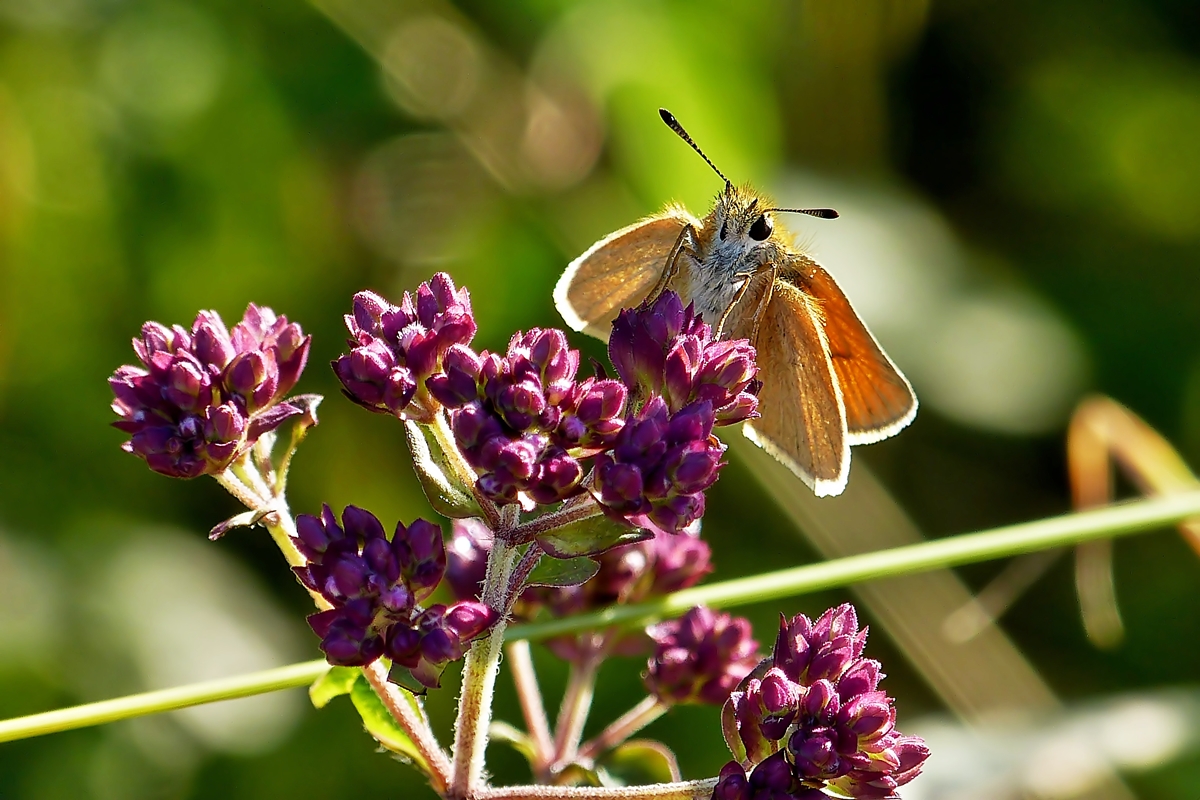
719,221 -> 728,240
749,214 -> 773,241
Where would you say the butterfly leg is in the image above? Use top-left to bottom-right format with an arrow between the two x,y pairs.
715,271 -> 758,339
747,271 -> 777,346
646,223 -> 700,304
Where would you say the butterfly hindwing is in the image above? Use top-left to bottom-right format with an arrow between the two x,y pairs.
799,257 -> 917,445
739,269 -> 850,496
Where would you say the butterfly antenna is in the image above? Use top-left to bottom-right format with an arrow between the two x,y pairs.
659,108 -> 730,189
766,207 -> 840,220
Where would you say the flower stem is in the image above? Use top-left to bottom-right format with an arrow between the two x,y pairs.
577,696 -> 667,762
362,660 -> 452,794
507,640 -> 554,771
215,469 -> 267,510
430,409 -> 503,530
551,639 -> 602,769
0,660 -> 328,742
452,535 -> 520,797
507,489 -> 1200,643
477,779 -> 717,800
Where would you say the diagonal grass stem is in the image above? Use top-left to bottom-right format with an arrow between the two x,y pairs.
3,490 -> 1199,744
507,489 -> 1200,642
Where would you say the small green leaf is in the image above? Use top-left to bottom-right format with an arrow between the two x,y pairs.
558,763 -> 604,787
599,739 -> 681,786
536,512 -> 650,558
276,393 -> 323,489
525,555 -> 599,588
308,665 -> 359,709
404,420 -> 483,519
489,720 -> 539,767
349,674 -> 432,776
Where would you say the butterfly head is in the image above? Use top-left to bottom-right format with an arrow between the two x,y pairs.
706,184 -> 785,270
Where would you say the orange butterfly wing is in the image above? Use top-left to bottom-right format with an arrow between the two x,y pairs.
740,270 -> 850,496
799,258 -> 917,444
554,208 -> 696,340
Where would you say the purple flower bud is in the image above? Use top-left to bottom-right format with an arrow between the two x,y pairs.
719,603 -> 930,799
335,275 -> 476,418
294,504 -> 342,558
403,600 -> 497,690
111,305 -> 309,478
648,527 -> 712,594
445,518 -> 491,603
393,518 -> 446,603
645,606 -> 760,706
789,726 -> 844,781
837,659 -> 883,701
306,608 -> 385,667
592,396 -> 725,534
426,344 -> 483,407
608,291 -> 758,425
712,761 -> 751,800
889,734 -> 931,785
757,668 -> 801,739
443,600 -> 498,640
291,505 -> 490,687
749,751 -> 794,793
191,311 -> 236,370
837,691 -> 895,745
556,378 -> 627,450
609,292 -> 687,395
385,623 -> 422,666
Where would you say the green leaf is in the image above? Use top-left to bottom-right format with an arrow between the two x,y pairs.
275,393 -> 323,489
598,739 -> 681,786
404,419 -> 483,519
349,673 -> 432,776
525,555 -> 599,588
308,665 -> 359,709
489,720 -> 539,768
536,511 -> 650,558
558,763 -> 604,787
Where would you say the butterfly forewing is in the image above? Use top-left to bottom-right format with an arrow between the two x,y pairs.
739,272 -> 850,496
799,258 -> 918,445
554,210 -> 695,339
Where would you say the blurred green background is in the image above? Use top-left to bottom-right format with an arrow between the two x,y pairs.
2,0 -> 1200,798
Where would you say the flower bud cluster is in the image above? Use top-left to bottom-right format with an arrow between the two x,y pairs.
594,292 -> 760,533
333,273 -> 476,419
429,328 -> 628,505
721,604 -> 929,799
610,291 -> 758,424
110,305 -> 310,478
293,505 -> 497,689
645,606 -> 760,706
332,280 -> 757,532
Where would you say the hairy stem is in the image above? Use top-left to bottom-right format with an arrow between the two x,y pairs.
452,535 -> 520,796
215,469 -> 267,511
430,410 -> 502,530
551,640 -> 602,769
577,696 -> 668,762
477,779 -> 718,800
507,640 -> 554,771
362,660 -> 452,794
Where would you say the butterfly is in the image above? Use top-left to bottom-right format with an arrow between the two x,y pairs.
554,109 -> 916,496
